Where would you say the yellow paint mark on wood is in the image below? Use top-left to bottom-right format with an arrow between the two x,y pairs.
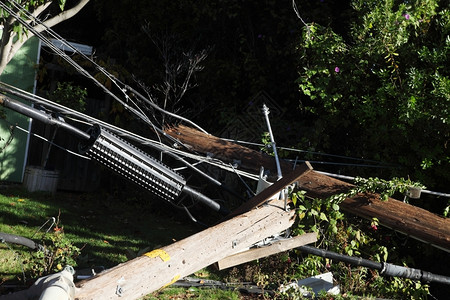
144,249 -> 170,262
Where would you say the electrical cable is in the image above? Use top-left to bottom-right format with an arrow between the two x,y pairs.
0,81 -> 182,155
5,2 -> 447,199
221,137 -> 396,167
2,95 -> 231,214
125,84 -> 208,134
292,0 -> 311,36
0,83 -> 250,204
229,163 -> 256,196
0,118 -> 91,160
3,0 -> 209,134
298,245 -> 450,285
0,232 -> 41,250
3,82 -> 447,199
0,82 -> 256,184
303,160 -> 396,169
1,0 -> 159,129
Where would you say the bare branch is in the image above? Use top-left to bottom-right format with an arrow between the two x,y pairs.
27,1 -> 52,25
30,1 -> 52,19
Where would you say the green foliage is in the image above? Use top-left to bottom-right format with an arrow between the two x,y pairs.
370,276 -> 430,299
0,1 -> 46,43
444,200 -> 450,217
296,0 -> 449,188
338,177 -> 425,202
290,176 -> 432,298
58,0 -> 66,11
25,224 -> 81,278
49,81 -> 87,112
293,190 -> 344,241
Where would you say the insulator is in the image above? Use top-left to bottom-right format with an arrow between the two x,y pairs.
79,125 -> 186,202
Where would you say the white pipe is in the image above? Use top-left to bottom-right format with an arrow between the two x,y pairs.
0,267 -> 75,300
38,268 -> 75,300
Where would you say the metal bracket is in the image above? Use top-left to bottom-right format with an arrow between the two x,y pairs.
116,285 -> 124,297
116,276 -> 125,297
262,104 -> 282,180
232,159 -> 241,168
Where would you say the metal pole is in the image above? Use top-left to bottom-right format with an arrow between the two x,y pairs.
0,95 -> 90,140
262,104 -> 282,180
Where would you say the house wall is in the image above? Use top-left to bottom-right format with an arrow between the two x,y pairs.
0,36 -> 40,182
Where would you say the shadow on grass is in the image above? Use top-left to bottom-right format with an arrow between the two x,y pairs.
0,186 -> 204,271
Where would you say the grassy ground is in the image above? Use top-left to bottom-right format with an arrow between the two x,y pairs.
0,184 -> 251,298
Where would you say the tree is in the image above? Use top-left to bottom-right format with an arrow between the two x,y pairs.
296,0 -> 449,189
0,0 -> 90,75
93,0 -> 303,134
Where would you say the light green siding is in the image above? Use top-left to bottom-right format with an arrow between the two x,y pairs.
0,36 -> 40,182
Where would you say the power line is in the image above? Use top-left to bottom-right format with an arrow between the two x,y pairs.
221,138 -> 397,167
0,82 -> 260,198
298,160 -> 394,169
2,2 -> 447,200
1,0 -> 208,135
3,82 -> 447,199
0,118 -> 90,160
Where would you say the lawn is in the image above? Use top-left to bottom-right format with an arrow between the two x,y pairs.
0,184 -> 250,298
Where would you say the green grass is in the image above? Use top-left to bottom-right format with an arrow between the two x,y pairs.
0,185 -> 200,281
0,185 -> 248,299
145,287 -> 242,300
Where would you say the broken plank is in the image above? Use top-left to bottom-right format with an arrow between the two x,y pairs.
217,232 -> 317,270
74,197 -> 296,300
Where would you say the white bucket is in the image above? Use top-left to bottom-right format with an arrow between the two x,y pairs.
23,166 -> 59,194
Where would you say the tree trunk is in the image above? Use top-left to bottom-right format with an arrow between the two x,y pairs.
0,23 -> 13,75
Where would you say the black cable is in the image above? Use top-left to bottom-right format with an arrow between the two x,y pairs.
298,245 -> 382,270
297,245 -> 450,285
0,232 -> 41,250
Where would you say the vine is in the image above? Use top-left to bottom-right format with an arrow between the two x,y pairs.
290,176 -> 430,298
329,176 -> 426,202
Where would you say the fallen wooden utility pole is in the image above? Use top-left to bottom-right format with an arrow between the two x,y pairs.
165,124 -> 293,179
74,166 -> 314,299
298,170 -> 450,251
164,125 -> 450,251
